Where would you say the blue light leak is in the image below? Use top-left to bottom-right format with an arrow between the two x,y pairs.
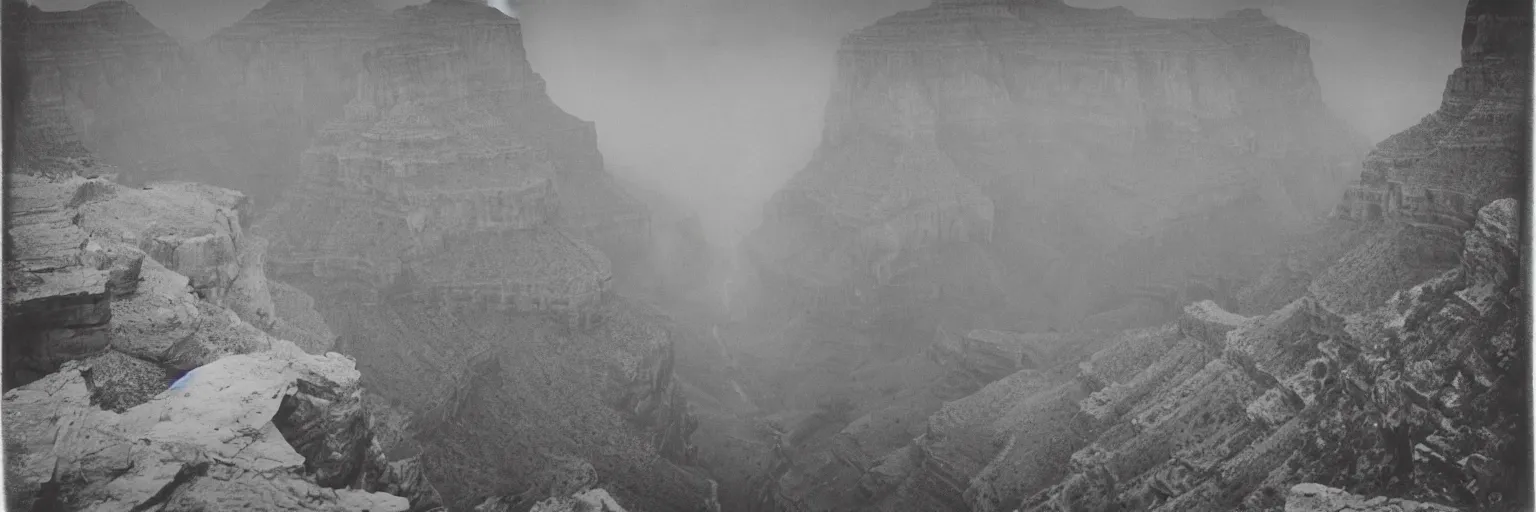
169,369 -> 195,391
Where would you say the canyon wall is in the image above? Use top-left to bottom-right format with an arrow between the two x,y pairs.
721,3 -> 1375,504
251,1 -> 712,509
749,0 -> 1529,510
14,0 -> 653,256
168,0 -> 389,206
256,1 -> 618,325
3,0 -> 375,208
742,0 -> 1367,337
7,0 -> 189,180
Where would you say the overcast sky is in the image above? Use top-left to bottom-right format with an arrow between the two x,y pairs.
29,0 -> 1468,245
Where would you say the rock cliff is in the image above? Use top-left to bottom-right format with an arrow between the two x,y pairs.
256,0 -> 645,326
4,354 -> 411,512
3,98 -> 442,510
750,0 -> 1529,509
7,0 -> 653,244
743,0 -> 1367,336
1300,0 -> 1532,314
4,0 -> 188,181
167,0 -> 390,205
830,197 -> 1523,512
248,1 -> 712,509
12,1 -> 707,511
3,170 -> 341,388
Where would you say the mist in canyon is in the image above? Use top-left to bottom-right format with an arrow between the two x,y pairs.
5,0 -> 1528,510
27,0 -> 1466,251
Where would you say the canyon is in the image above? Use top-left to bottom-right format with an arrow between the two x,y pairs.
2,0 -> 1528,512
6,1 -> 704,510
706,0 -> 1529,511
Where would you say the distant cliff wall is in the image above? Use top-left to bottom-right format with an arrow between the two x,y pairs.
744,0 -> 1366,334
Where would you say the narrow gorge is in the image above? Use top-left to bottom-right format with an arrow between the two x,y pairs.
2,0 -> 1529,511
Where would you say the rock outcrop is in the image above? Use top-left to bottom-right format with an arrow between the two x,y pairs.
4,24 -> 442,504
1284,483 -> 1460,512
1298,0 -> 1531,314
1,173 -> 445,507
3,353 -> 410,512
2,177 -> 440,510
3,171 -> 345,386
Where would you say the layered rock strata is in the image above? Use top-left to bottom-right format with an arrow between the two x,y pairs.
3,175 -> 440,510
9,0 -> 653,245
1297,0 -> 1531,314
3,353 -> 411,512
740,1 -> 1529,510
253,3 -> 712,509
730,3 -> 1371,506
5,0 -> 191,181
4,47 -> 442,504
175,0 -> 391,204
9,0 -> 388,209
743,0 -> 1366,336
3,172 -> 335,386
315,293 -> 716,511
831,197 -> 1523,512
259,0 -> 629,327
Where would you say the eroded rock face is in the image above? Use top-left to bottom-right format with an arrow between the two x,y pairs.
175,0 -> 390,204
6,0 -> 191,181
1301,0 -> 1531,314
1,176 -> 442,508
318,294 -> 715,511
1284,483 -> 1460,512
4,176 -> 115,386
753,3 -> 1529,509
839,197 -> 1523,512
229,3 -> 714,509
743,0 -> 1366,335
3,349 -> 409,512
13,0 -> 389,208
4,55 -> 440,508
258,0 -> 628,327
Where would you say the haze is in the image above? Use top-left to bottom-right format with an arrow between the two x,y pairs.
28,0 -> 1467,249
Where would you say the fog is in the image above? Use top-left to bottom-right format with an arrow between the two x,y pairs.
1070,0 -> 1466,145
28,0 -> 1466,251
514,0 -> 1464,253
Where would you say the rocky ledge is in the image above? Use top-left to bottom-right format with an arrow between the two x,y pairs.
1,176 -> 444,509
1284,483 -> 1460,512
4,349 -> 408,511
4,90 -> 442,507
